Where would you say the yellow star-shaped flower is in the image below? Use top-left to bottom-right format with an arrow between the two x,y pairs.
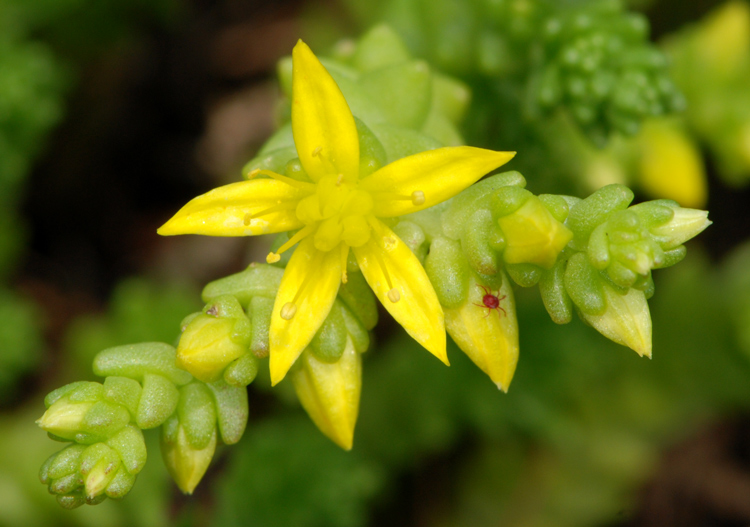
158,40 -> 514,384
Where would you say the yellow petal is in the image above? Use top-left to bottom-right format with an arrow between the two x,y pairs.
445,276 -> 519,392
291,339 -> 361,450
292,40 -> 359,183
269,237 -> 342,385
353,219 -> 447,363
361,147 -> 515,217
158,179 -> 308,236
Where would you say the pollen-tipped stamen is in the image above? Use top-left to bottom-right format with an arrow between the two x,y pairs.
387,288 -> 401,303
244,203 -> 297,225
369,190 -> 426,206
340,244 -> 349,284
370,236 -> 400,304
280,302 -> 297,320
266,225 -> 317,264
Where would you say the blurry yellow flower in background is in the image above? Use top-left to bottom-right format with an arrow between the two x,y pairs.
159,40 -> 515,385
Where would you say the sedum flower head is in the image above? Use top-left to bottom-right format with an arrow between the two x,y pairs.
159,40 -> 514,384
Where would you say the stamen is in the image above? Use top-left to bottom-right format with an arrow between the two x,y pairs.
340,244 -> 349,284
411,190 -> 425,206
275,224 -> 316,257
244,203 -> 296,225
387,288 -> 401,303
266,253 -> 281,264
370,236 -> 398,299
336,173 -> 344,186
312,146 -> 322,157
280,302 -> 297,320
247,168 -> 314,190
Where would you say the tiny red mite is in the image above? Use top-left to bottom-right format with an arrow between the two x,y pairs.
474,284 -> 507,318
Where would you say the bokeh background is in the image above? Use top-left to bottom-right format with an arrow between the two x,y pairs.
2,0 -> 750,526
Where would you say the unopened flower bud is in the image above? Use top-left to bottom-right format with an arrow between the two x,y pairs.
445,272 -> 519,391
291,339 -> 362,450
581,282 -> 652,358
497,195 -> 573,269
161,421 -> 217,495
649,206 -> 711,250
637,119 -> 706,208
37,399 -> 95,442
176,295 -> 252,383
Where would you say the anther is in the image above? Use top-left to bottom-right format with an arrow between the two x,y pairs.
280,302 -> 297,320
243,213 -> 252,226
387,288 -> 401,303
383,236 -> 397,251
411,190 -> 425,206
248,168 -> 261,179
312,146 -> 322,157
266,252 -> 281,264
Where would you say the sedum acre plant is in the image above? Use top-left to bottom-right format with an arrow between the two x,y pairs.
36,26 -> 710,507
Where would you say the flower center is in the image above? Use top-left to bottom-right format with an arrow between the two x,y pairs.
295,174 -> 374,252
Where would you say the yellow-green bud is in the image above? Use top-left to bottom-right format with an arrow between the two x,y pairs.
161,423 -> 217,495
445,272 -> 518,391
291,338 -> 362,450
176,296 -> 251,383
37,399 -> 95,441
580,283 -> 652,358
497,195 -> 573,269
649,207 -> 712,250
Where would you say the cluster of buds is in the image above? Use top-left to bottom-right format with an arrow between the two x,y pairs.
392,173 -> 709,390
341,0 -> 684,146
37,380 -> 147,508
37,343 -> 248,504
531,1 -> 684,143
194,262 -> 376,450
401,171 -> 573,391
539,184 -> 711,356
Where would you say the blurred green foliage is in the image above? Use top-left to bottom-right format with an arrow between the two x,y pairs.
65,278 -> 200,375
0,0 -> 181,398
